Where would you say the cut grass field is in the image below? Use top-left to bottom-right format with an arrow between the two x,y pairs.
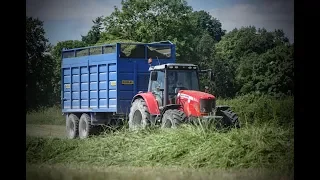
26,123 -> 294,170
26,124 -> 65,138
26,94 -> 294,179
26,94 -> 294,127
26,163 -> 293,180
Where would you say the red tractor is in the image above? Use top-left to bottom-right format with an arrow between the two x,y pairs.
128,61 -> 240,130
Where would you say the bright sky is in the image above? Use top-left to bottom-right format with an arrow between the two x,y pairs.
26,0 -> 294,45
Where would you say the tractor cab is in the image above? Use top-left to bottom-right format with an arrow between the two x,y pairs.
147,61 -> 213,107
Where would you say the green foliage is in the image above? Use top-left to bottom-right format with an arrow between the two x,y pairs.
26,16 -> 57,111
190,10 -> 226,42
104,0 -> 193,42
212,27 -> 293,97
51,40 -> 88,59
236,45 -> 294,96
81,16 -> 104,45
102,0 -> 224,64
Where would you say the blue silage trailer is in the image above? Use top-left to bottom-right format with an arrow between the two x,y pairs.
61,41 -> 176,139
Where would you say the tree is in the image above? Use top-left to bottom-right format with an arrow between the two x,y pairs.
26,16 -> 56,111
252,44 -> 294,96
194,33 -> 215,92
190,10 -> 226,42
81,16 -> 104,45
100,0 -> 226,67
212,26 -> 293,97
104,0 -> 194,42
51,40 -> 87,59
102,0 -> 198,63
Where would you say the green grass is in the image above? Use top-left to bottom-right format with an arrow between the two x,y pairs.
26,122 -> 294,173
26,105 -> 64,125
26,95 -> 294,127
26,95 -> 294,175
217,94 -> 294,127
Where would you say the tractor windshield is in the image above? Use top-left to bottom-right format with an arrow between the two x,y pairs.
167,70 -> 199,94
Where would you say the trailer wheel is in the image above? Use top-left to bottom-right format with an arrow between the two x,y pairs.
79,113 -> 92,139
128,98 -> 150,131
66,114 -> 79,139
161,109 -> 186,129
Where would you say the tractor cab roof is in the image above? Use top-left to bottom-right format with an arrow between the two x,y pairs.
149,63 -> 198,71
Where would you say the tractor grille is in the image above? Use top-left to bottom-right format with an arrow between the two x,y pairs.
200,99 -> 216,113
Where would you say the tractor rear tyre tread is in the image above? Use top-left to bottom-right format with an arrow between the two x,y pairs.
161,109 -> 187,129
128,98 -> 150,131
66,113 -> 79,139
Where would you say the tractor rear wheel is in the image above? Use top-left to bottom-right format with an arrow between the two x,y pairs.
128,98 -> 150,131
161,109 -> 187,129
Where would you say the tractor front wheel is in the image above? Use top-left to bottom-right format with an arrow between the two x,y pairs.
161,109 -> 187,129
128,98 -> 150,131
217,108 -> 240,128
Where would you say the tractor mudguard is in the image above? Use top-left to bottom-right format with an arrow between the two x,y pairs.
158,104 -> 182,120
216,105 -> 230,112
160,104 -> 182,114
131,92 -> 160,115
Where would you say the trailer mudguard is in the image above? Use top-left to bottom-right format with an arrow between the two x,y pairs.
131,92 -> 160,115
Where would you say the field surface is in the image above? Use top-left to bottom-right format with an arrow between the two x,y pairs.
26,95 -> 294,180
26,124 -> 65,138
26,124 -> 293,180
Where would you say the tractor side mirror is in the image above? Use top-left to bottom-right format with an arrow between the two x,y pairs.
175,87 -> 181,94
151,71 -> 158,81
208,71 -> 214,81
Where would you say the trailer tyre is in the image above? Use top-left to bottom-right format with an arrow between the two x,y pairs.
161,109 -> 186,129
129,98 -> 150,131
66,114 -> 79,139
79,113 -> 92,139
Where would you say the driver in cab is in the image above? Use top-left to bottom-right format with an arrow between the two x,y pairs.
168,71 -> 184,100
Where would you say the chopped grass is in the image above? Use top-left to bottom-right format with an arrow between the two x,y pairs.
26,95 -> 294,175
26,123 -> 294,173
